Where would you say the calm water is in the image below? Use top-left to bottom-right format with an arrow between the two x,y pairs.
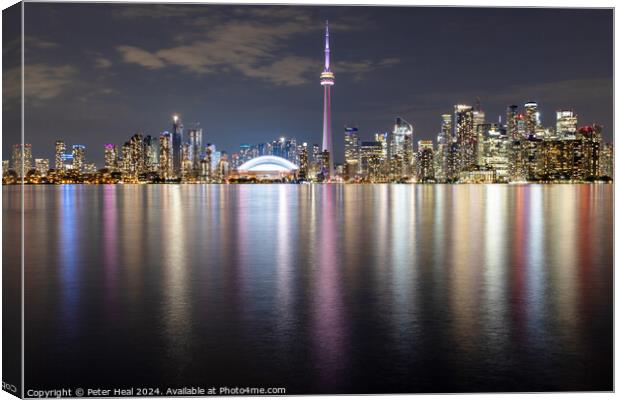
5,184 -> 613,393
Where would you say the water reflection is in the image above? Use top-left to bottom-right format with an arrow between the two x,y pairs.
14,184 -> 613,393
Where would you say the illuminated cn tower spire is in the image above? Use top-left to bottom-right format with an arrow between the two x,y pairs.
320,20 -> 335,178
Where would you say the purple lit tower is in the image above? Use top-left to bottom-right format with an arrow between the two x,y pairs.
320,21 -> 335,178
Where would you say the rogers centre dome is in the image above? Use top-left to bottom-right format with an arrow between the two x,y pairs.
236,155 -> 299,179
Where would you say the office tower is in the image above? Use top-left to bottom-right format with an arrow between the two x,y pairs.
272,138 -> 284,158
34,159 -> 49,176
55,140 -> 66,172
539,139 -> 586,181
437,113 -> 452,182
473,107 -> 486,166
320,21 -> 335,178
344,126 -> 360,176
317,150 -> 331,180
181,143 -> 192,179
172,114 -> 183,176
120,142 -> 132,175
2,160 -> 9,175
216,151 -> 230,181
481,124 -> 511,182
284,137 -> 298,164
523,136 -> 543,180
454,104 -> 475,172
202,144 -> 215,182
556,110 -> 578,139
312,144 -> 320,163
71,145 -> 86,173
239,144 -> 251,164
257,143 -> 267,156
390,117 -> 414,180
506,105 -> 519,139
159,132 -> 173,179
104,144 -> 118,171
599,143 -> 613,179
231,153 -> 240,170
128,133 -> 145,175
416,140 -> 434,182
360,141 -> 385,182
143,135 -> 158,172
11,144 -> 32,178
298,143 -> 309,180
187,127 -> 203,175
579,125 -> 601,178
524,101 -> 540,136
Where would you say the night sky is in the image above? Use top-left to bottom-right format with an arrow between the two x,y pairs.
5,3 -> 613,164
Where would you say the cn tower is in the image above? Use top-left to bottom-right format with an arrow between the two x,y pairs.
320,20 -> 335,178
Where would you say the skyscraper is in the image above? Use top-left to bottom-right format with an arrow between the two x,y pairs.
143,135 -> 158,172
392,117 -> 414,180
187,127 -> 203,175
454,104 -> 475,171
506,105 -> 519,139
159,132 -> 173,180
524,101 -> 540,136
55,140 -> 66,172
12,144 -> 32,178
344,126 -> 360,176
71,145 -> 86,173
320,21 -> 335,178
556,110 -> 578,139
172,114 -> 183,177
104,144 -> 118,171
416,140 -> 434,182
34,159 -> 49,176
299,143 -> 309,180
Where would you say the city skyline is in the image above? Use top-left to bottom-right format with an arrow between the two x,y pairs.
3,4 -> 613,164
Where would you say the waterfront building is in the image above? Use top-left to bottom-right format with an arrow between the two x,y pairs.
480,125 -> 511,182
159,132 -> 174,179
436,113 -> 452,182
239,144 -> 252,164
181,143 -> 192,179
2,160 -> 9,175
298,143 -> 309,180
187,127 -> 203,175
317,150 -> 331,181
539,139 -> 586,181
524,101 -> 540,136
144,135 -> 158,172
216,151 -> 230,181
599,143 -> 613,179
104,144 -> 118,171
579,125 -> 602,179
556,110 -> 578,139
416,140 -> 434,182
35,158 -> 49,176
344,126 -> 360,177
172,114 -> 183,176
71,145 -> 86,173
389,117 -> 414,180
454,104 -> 476,172
12,143 -> 33,178
506,105 -> 519,139
320,21 -> 335,178
55,140 -> 66,172
360,141 -> 385,182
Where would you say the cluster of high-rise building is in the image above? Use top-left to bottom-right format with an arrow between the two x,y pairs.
1,22 -> 613,185
343,102 -> 613,184
98,116 -> 233,183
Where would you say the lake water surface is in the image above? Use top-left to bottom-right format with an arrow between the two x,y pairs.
4,184 -> 613,393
